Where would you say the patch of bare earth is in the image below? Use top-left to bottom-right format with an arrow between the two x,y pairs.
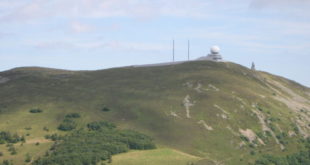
183,95 -> 194,118
25,138 -> 52,144
197,120 -> 213,131
239,128 -> 265,146
264,78 -> 310,138
252,108 -> 284,150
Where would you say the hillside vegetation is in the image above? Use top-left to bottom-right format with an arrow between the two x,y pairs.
0,61 -> 309,165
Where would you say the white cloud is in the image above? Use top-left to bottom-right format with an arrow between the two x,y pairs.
0,0 -> 211,22
33,39 -> 169,52
249,0 -> 310,9
70,22 -> 94,33
249,0 -> 310,17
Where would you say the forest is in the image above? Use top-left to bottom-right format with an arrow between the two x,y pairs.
32,120 -> 156,165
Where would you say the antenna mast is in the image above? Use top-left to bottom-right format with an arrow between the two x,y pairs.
172,39 -> 175,62
188,40 -> 190,61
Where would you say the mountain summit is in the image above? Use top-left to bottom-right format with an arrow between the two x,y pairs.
0,61 -> 309,165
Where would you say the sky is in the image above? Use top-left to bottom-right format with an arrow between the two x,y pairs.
0,0 -> 309,87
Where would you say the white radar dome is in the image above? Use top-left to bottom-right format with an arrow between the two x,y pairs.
210,45 -> 220,54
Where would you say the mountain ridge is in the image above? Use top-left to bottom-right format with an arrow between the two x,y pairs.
0,61 -> 309,165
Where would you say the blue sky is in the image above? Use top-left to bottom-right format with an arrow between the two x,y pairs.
0,0 -> 309,86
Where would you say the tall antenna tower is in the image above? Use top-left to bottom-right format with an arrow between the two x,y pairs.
187,40 -> 190,61
172,39 -> 175,62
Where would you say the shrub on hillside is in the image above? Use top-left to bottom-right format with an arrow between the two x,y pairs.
255,137 -> 310,165
65,113 -> 81,118
0,131 -> 23,144
45,134 -> 63,141
101,106 -> 110,112
1,160 -> 12,165
57,119 -> 77,131
87,121 -> 116,131
29,109 -> 43,113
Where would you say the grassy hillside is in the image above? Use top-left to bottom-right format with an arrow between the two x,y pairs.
109,148 -> 201,165
0,61 -> 309,165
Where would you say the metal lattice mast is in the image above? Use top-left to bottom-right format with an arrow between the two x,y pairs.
188,40 -> 190,61
173,40 -> 175,62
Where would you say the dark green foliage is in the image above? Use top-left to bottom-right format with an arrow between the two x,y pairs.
43,126 -> 49,132
57,119 -> 77,131
8,145 -> 17,155
269,123 -> 277,132
65,113 -> 81,118
249,144 -> 255,148
255,137 -> 310,165
24,127 -> 32,130
45,134 -> 63,141
240,135 -> 249,142
265,131 -> 272,137
32,121 -> 156,165
101,106 -> 110,112
0,131 -> 23,144
1,160 -> 13,165
57,113 -> 81,131
29,109 -> 43,113
87,121 -> 116,131
0,151 -> 3,156
293,126 -> 300,134
276,132 -> 289,145
257,106 -> 263,112
255,151 -> 310,165
119,130 -> 156,150
21,136 -> 25,143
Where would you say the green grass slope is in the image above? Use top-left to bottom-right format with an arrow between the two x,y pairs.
109,148 -> 201,165
0,61 -> 309,165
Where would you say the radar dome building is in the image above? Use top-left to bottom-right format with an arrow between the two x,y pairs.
197,45 -> 223,61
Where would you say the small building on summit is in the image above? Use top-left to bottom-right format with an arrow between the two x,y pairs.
197,45 -> 223,62
251,62 -> 256,71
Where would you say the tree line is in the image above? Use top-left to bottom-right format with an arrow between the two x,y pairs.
255,138 -> 310,165
32,120 -> 156,165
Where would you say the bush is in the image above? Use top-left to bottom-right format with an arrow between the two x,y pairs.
43,127 -> 49,132
0,131 -> 23,144
102,107 -> 110,112
45,134 -> 63,141
9,146 -> 17,155
1,160 -> 12,165
0,152 -> 3,157
87,121 -> 116,131
57,119 -> 77,131
29,109 -> 43,113
240,135 -> 249,142
65,113 -> 81,118
24,127 -> 32,130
